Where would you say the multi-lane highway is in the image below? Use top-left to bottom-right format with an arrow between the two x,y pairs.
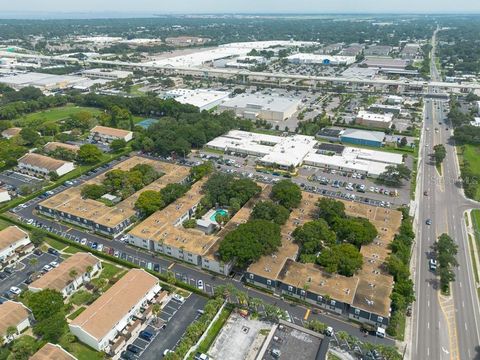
1,50 -> 480,91
411,32 -> 480,359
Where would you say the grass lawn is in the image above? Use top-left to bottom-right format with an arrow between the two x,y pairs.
458,144 -> 480,201
69,290 -> 96,306
0,218 -> 12,230
194,306 -> 233,356
470,210 -> 480,299
63,340 -> 105,360
45,237 -> 68,251
63,246 -> 83,254
90,262 -> 126,291
68,306 -> 86,320
16,105 -> 102,126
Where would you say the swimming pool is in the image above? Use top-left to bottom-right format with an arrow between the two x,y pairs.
210,209 -> 228,221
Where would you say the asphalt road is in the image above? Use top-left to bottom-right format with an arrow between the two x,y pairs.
412,99 -> 480,360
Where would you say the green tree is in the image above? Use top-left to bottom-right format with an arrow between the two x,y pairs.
77,144 -> 103,164
24,289 -> 65,321
316,244 -> 363,276
189,161 -> 213,182
219,219 -> 281,268
271,180 -> 302,209
29,228 -> 46,246
433,233 -> 459,293
433,144 -> 446,166
292,219 -> 336,260
333,217 -> 378,247
160,183 -> 189,205
20,128 -> 40,145
110,138 -> 127,152
7,335 -> 39,360
135,190 -> 164,217
81,184 -> 107,199
378,164 -> 412,187
33,312 -> 67,343
317,198 -> 346,225
251,201 -> 290,225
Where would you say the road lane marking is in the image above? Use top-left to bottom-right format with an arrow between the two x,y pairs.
167,262 -> 175,270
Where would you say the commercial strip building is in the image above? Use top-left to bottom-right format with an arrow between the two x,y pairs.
218,94 -> 301,121
245,195 -> 402,329
31,343 -> 77,360
82,68 -> 133,80
36,157 -> 190,236
0,72 -> 85,91
0,226 -> 31,264
364,45 -> 393,57
368,103 -> 401,114
0,301 -> 33,344
17,153 -> 75,178
165,88 -> 231,111
286,53 -> 356,66
339,128 -> 386,148
29,252 -> 101,297
362,57 -> 411,70
89,125 -> 133,144
165,36 -> 210,47
207,130 -> 402,176
355,110 -> 394,129
69,268 -> 162,353
44,141 -> 80,154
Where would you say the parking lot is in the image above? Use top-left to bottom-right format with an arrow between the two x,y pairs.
0,252 -> 59,301
0,170 -> 43,193
122,294 -> 207,360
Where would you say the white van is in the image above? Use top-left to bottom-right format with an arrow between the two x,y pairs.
376,327 -> 386,338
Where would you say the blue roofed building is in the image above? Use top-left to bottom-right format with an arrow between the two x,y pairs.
339,128 -> 385,148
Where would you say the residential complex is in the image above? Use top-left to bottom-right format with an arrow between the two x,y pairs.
89,125 -> 133,144
36,157 -> 190,236
1,127 -> 22,139
69,268 -> 162,353
30,343 -> 78,360
43,141 -> 81,154
0,301 -> 33,343
17,153 -> 75,178
29,252 -> 101,297
246,194 -> 402,328
0,226 -> 31,263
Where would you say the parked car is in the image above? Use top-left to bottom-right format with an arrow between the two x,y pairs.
120,351 -> 136,360
80,238 -> 87,245
47,248 -> 59,256
126,345 -> 141,354
9,286 -> 22,296
173,294 -> 185,303
197,279 -> 204,291
42,265 -> 53,272
153,263 -> 160,272
49,261 -> 59,268
139,330 -> 154,341
3,267 -> 14,274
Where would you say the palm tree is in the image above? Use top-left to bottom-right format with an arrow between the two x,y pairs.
28,258 -> 38,267
69,269 -> 78,280
6,326 -> 16,341
152,303 -> 161,319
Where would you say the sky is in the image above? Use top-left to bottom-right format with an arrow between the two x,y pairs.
1,0 -> 480,16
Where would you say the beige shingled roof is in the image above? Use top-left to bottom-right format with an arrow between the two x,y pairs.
90,125 -> 132,138
44,142 -> 80,154
1,127 -> 22,137
30,343 -> 77,360
18,153 -> 71,171
0,301 -> 30,337
70,269 -> 159,340
0,226 -> 28,251
29,253 -> 100,292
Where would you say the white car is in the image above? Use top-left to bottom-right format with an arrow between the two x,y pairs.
42,264 -> 52,272
197,279 -> 204,291
173,294 -> 185,303
325,326 -> 334,336
80,238 -> 87,245
97,244 -> 103,252
49,261 -> 59,268
9,286 -> 22,295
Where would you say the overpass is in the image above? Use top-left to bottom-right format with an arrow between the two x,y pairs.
1,50 -> 480,91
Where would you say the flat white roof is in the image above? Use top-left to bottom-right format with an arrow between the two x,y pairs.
206,130 -> 316,167
166,88 -> 231,110
220,93 -> 301,114
286,53 -> 356,65
357,110 -> 394,123
0,72 -> 84,87
145,40 -> 319,68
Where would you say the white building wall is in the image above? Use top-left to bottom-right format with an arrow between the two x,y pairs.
0,236 -> 31,262
56,162 -> 75,177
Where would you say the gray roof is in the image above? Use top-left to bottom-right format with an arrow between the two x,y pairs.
340,128 -> 385,143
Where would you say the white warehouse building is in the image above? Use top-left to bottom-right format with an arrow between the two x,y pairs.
286,53 -> 356,66
165,88 -> 231,111
218,94 -> 301,121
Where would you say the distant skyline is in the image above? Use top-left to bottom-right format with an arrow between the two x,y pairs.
1,0 -> 480,18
